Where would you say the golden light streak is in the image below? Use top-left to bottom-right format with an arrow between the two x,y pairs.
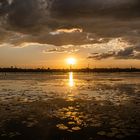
69,72 -> 74,87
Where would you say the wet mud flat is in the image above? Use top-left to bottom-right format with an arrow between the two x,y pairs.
0,72 -> 140,140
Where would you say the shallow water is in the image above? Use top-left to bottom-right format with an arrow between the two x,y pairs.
0,72 -> 140,140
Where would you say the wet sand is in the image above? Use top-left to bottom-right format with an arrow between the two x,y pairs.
0,72 -> 140,140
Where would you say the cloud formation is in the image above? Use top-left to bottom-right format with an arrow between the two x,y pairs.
43,45 -> 79,54
1,0 -> 140,33
88,46 -> 140,60
0,0 -> 140,60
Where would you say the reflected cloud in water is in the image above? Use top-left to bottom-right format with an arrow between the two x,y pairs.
0,73 -> 140,139
55,106 -> 82,132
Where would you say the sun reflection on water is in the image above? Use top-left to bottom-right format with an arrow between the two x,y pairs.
69,72 -> 74,87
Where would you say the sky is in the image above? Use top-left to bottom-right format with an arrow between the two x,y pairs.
0,0 -> 140,68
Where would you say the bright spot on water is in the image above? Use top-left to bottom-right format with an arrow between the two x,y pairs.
69,72 -> 74,87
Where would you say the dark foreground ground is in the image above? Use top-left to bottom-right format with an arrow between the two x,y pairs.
0,72 -> 140,140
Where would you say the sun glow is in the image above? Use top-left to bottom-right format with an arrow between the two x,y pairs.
67,58 -> 76,65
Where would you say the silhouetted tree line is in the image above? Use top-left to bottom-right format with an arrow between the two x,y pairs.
0,67 -> 140,73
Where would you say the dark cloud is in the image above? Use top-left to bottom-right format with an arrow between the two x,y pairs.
88,52 -> 115,60
43,46 -> 79,54
51,0 -> 140,19
0,0 -> 140,31
88,46 -> 140,60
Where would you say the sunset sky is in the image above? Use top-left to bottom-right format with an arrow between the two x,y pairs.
0,0 -> 140,68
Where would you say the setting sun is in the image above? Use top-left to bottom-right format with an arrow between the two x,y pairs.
67,58 -> 76,65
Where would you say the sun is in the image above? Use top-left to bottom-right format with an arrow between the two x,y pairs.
67,57 -> 76,65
